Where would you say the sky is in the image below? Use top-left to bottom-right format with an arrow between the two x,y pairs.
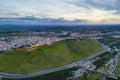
0,0 -> 120,25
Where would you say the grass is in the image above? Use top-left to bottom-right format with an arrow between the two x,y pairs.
114,58 -> 120,75
77,72 -> 102,80
5,67 -> 80,80
0,39 -> 103,74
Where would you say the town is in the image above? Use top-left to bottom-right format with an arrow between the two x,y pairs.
0,29 -> 120,80
0,31 -> 103,52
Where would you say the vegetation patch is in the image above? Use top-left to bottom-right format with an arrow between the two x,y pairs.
0,39 -> 103,73
114,59 -> 120,75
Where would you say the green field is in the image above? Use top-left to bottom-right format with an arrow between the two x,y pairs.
0,39 -> 103,73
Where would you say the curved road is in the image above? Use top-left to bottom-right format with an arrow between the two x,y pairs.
0,41 -> 109,79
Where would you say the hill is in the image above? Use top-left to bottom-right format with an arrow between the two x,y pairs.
0,39 -> 103,73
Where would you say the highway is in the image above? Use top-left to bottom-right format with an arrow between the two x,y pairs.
0,41 -> 109,79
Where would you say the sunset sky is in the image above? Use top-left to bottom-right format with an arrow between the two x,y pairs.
0,0 -> 120,25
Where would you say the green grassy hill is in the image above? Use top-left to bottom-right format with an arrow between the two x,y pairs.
0,39 -> 103,73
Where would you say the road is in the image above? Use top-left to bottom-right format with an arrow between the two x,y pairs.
111,54 -> 118,73
0,41 -> 109,79
113,46 -> 120,77
73,45 -> 119,79
91,46 -> 120,79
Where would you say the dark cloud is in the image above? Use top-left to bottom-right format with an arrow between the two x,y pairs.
0,16 -> 88,25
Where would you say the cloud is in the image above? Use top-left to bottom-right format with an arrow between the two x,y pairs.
7,13 -> 20,16
0,16 -> 88,25
113,10 -> 120,15
69,0 -> 120,10
100,18 -> 120,24
0,0 -> 120,24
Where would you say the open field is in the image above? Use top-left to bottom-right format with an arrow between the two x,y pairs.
0,39 -> 103,73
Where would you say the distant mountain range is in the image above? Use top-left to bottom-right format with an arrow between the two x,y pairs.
0,24 -> 120,33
